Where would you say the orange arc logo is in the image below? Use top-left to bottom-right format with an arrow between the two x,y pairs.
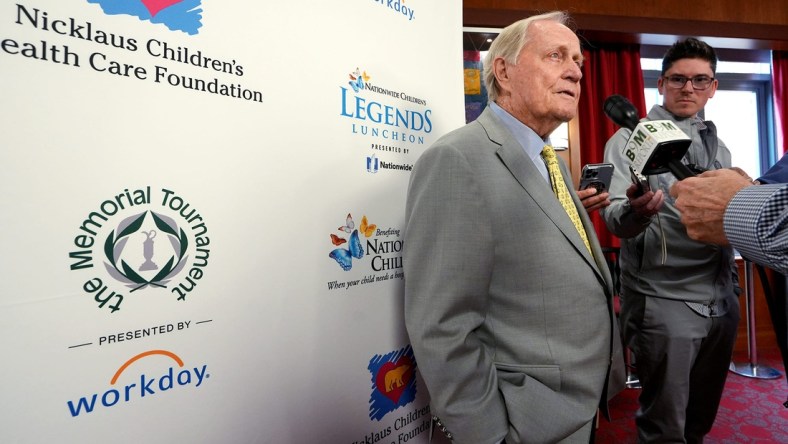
110,350 -> 184,385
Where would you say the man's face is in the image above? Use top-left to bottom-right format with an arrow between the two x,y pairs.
494,20 -> 583,137
658,58 -> 717,118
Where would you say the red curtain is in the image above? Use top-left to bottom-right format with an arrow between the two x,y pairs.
578,45 -> 647,248
773,51 -> 788,158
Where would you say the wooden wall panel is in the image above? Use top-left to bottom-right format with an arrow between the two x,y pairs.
464,0 -> 788,50
734,261 -> 784,355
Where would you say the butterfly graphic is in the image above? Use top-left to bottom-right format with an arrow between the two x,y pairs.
329,229 -> 364,271
349,76 -> 364,93
338,213 -> 355,233
349,68 -> 367,93
359,215 -> 377,238
330,234 -> 347,246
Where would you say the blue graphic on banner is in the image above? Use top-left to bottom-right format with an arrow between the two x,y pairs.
329,230 -> 364,271
368,345 -> 417,420
367,155 -> 380,173
88,0 -> 204,35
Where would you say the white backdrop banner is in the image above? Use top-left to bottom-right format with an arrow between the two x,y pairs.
0,1 -> 464,442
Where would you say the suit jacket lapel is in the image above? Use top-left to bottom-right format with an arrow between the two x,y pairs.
476,108 -> 612,294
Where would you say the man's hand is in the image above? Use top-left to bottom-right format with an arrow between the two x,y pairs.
669,168 -> 755,245
626,184 -> 664,218
578,187 -> 610,213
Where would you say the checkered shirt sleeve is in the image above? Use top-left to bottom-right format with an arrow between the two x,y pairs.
725,184 -> 788,274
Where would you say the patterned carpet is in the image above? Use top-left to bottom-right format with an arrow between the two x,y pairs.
596,348 -> 788,443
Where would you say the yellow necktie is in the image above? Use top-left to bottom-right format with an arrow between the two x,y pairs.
541,145 -> 592,255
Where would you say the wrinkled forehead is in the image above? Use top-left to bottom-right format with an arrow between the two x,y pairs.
524,21 -> 582,55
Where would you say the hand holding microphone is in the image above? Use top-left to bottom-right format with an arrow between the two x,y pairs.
603,94 -> 696,181
602,95 -> 670,217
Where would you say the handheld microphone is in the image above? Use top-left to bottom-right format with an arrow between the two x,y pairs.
603,95 -> 695,180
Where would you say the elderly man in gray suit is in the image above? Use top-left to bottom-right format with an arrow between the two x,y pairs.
404,11 -> 624,444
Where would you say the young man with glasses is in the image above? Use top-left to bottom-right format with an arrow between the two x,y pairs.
600,38 -> 740,443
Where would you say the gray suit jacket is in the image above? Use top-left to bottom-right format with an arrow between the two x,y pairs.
404,107 -> 623,444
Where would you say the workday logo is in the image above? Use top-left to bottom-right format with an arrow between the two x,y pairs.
368,345 -> 417,420
68,187 -> 212,312
372,0 -> 416,21
88,0 -> 204,35
66,349 -> 209,417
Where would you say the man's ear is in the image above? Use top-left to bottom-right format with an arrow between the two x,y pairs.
492,57 -> 509,93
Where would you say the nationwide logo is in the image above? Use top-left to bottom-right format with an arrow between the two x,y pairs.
68,187 -> 212,312
66,349 -> 209,417
372,0 -> 416,21
368,345 -> 417,421
340,67 -> 432,146
367,154 -> 380,173
88,0 -> 204,35
365,154 -> 413,174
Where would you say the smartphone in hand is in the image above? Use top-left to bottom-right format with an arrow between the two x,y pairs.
579,163 -> 615,194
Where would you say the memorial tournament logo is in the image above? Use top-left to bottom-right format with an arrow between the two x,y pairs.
368,345 -> 417,420
66,349 -> 210,417
103,211 -> 188,291
88,0 -> 204,35
68,187 -> 212,312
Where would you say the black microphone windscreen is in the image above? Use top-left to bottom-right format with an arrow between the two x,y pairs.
603,95 -> 640,131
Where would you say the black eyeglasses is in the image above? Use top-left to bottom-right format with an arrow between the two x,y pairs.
663,75 -> 715,90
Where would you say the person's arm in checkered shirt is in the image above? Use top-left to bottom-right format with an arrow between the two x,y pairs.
725,184 -> 788,275
671,169 -> 788,274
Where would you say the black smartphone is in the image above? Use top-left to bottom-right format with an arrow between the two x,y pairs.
629,165 -> 650,196
579,163 -> 615,194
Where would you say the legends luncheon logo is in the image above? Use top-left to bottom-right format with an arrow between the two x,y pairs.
340,67 -> 432,146
68,187 -> 212,312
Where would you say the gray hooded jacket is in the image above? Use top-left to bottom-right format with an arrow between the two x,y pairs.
601,105 -> 739,308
